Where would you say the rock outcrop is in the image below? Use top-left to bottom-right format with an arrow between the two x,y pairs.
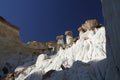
78,19 -> 101,40
0,17 -> 25,67
102,0 -> 120,79
0,17 -> 37,78
14,20 -> 106,80
0,16 -> 21,56
56,35 -> 65,50
2,1 -> 120,78
65,31 -> 74,46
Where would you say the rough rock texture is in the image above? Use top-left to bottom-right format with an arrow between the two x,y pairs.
27,41 -> 48,50
65,31 -> 73,46
0,17 -> 37,78
78,19 -> 101,41
0,16 -> 57,79
84,19 -> 98,30
102,0 -> 120,80
56,35 -> 65,50
0,17 -> 21,56
0,17 -> 24,66
78,19 -> 99,33
15,26 -> 106,80
47,41 -> 56,49
0,17 -> 107,80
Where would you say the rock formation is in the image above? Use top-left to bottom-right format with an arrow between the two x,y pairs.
0,17 -> 24,72
0,16 -> 21,56
47,41 -> 56,50
0,17 -> 38,78
102,0 -> 120,79
73,37 -> 79,43
56,35 -> 65,50
78,19 -> 101,40
2,1 -> 120,78
14,20 -> 106,80
65,31 -> 73,47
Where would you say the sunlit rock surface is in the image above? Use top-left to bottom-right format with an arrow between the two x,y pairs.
15,26 -> 106,80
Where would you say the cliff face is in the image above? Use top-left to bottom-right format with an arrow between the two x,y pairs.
0,17 -> 36,77
102,0 -> 120,79
0,17 -> 22,59
1,0 -> 120,78
0,17 -> 107,80
0,17 -> 57,79
0,17 -> 40,59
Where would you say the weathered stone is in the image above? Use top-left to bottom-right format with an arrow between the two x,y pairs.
84,19 -> 98,30
65,31 -> 73,36
56,35 -> 64,40
56,35 -> 65,50
65,31 -> 73,46
73,37 -> 79,43
5,73 -> 14,80
47,41 -> 56,49
27,41 -> 48,50
102,0 -> 120,79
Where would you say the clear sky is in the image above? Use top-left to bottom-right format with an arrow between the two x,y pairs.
0,0 -> 103,42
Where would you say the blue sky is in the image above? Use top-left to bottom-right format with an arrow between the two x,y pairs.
0,0 -> 103,42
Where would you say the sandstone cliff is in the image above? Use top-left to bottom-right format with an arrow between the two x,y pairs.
0,16 -> 22,58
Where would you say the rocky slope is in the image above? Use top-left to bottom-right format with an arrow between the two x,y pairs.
14,23 -> 106,80
1,0 -> 120,79
0,0 -> 120,79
